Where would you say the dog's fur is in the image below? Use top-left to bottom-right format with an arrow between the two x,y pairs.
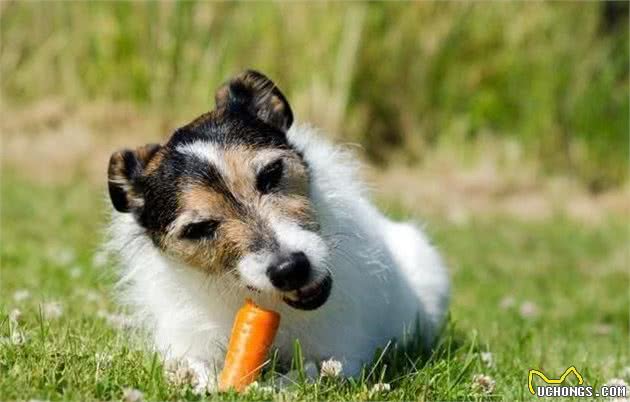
106,70 -> 449,391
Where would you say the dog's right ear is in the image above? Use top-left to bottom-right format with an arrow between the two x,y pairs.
107,143 -> 161,213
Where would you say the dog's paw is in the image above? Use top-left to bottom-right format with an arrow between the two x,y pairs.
165,357 -> 218,394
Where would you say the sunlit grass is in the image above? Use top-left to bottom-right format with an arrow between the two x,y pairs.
1,174 -> 627,400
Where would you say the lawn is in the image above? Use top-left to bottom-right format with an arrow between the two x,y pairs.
1,172 -> 627,401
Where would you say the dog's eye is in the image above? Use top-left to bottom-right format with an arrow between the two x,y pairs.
256,159 -> 283,193
180,220 -> 219,240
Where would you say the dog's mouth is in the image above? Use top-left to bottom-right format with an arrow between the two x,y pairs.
282,274 -> 332,311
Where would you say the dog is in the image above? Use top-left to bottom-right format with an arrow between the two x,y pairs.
106,70 -> 449,392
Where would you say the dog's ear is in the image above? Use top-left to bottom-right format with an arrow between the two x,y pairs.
215,70 -> 293,132
107,143 -> 161,213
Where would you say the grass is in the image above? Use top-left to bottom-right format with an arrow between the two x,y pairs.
1,2 -> 628,187
1,173 -> 627,401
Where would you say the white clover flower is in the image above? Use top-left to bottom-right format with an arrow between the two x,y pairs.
592,323 -> 613,335
69,266 -> 82,278
42,302 -> 64,320
605,377 -> 628,389
9,308 -> 22,324
370,382 -> 391,394
164,358 -> 180,373
604,378 -> 629,402
10,330 -> 27,345
92,250 -> 109,268
165,358 -> 198,388
259,385 -> 274,393
320,358 -> 343,378
84,290 -> 102,303
122,388 -> 144,402
480,351 -> 495,368
51,247 -> 75,266
519,301 -> 539,318
245,381 -> 274,394
13,289 -> 31,303
244,381 -> 260,392
499,296 -> 515,310
472,374 -> 495,394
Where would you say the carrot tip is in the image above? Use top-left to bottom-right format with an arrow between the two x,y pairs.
218,299 -> 281,392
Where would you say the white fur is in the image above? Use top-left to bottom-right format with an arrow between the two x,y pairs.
107,124 -> 450,391
176,141 -> 227,174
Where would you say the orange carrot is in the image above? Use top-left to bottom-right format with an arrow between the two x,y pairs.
218,299 -> 281,392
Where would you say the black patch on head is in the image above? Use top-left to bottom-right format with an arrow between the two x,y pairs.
170,118 -> 290,151
132,140 -> 248,237
215,70 -> 294,132
133,164 -> 180,236
110,70 -> 307,242
256,159 -> 284,193
180,219 -> 219,240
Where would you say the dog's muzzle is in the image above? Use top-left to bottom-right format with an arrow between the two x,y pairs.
265,252 -> 332,310
282,273 -> 332,310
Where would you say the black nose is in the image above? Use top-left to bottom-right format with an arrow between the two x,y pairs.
266,252 -> 311,291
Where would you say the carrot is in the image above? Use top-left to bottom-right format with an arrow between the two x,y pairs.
218,298 -> 281,392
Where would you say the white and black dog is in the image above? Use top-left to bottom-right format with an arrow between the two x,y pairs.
107,70 -> 449,391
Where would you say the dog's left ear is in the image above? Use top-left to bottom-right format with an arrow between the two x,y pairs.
215,70 -> 293,132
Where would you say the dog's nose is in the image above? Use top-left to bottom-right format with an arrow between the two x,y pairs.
266,252 -> 311,291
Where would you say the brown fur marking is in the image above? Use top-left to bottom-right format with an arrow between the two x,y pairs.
155,145 -> 315,274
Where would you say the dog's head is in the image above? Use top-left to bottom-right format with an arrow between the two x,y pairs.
108,71 -> 331,310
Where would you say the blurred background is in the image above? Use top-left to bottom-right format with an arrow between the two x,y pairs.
0,3 -> 628,399
1,2 -> 628,211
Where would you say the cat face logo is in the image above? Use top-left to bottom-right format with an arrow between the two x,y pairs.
528,366 -> 584,395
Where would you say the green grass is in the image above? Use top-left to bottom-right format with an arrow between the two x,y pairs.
1,174 -> 628,401
1,2 -> 628,187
